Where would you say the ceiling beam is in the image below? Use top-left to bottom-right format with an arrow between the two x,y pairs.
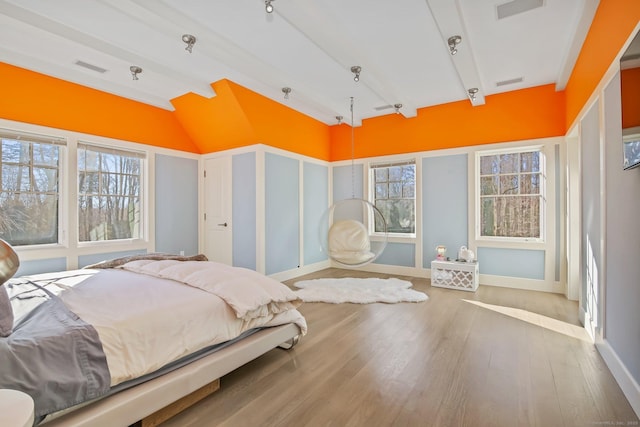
275,2 -> 418,119
425,0 -> 485,106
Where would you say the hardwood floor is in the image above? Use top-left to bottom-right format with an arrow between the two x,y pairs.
162,269 -> 638,427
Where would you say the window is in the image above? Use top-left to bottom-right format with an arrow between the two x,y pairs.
78,143 -> 144,242
0,129 -> 64,246
370,160 -> 416,234
478,148 -> 545,240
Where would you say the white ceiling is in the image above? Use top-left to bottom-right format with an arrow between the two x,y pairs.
0,0 -> 598,125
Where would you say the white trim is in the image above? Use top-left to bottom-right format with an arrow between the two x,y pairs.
596,339 -> 640,418
478,273 -> 564,294
269,260 -> 331,282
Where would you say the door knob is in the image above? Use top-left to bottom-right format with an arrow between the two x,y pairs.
218,222 -> 228,227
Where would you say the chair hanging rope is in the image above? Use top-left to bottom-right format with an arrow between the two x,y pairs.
319,97 -> 388,267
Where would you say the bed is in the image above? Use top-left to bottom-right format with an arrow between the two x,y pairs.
0,253 -> 307,426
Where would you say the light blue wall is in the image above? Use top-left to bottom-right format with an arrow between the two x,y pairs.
265,153 -> 300,275
232,152 -> 257,270
155,154 -> 199,255
304,162 -> 328,265
333,164 -> 363,201
78,250 -> 147,268
603,72 -> 640,385
581,101 -> 603,312
374,242 -> 415,267
477,247 -> 545,280
422,155 -> 468,264
16,257 -> 67,276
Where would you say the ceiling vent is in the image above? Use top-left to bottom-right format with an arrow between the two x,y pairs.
496,0 -> 543,20
374,104 -> 393,111
74,60 -> 108,74
496,77 -> 524,87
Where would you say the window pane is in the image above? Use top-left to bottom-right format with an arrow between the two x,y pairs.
499,153 -> 519,173
33,143 -> 59,166
480,155 -> 498,175
389,182 -> 402,198
375,168 -> 388,182
520,152 -> 540,172
388,166 -> 402,181
0,138 -> 60,246
403,182 -> 415,198
375,183 -> 388,199
480,176 -> 499,195
78,145 -> 142,242
500,174 -> 519,194
371,161 -> 415,234
520,174 -> 540,194
478,149 -> 544,239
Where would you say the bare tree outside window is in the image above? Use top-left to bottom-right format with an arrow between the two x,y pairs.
78,144 -> 143,242
479,150 -> 545,239
0,135 -> 60,246
371,161 -> 416,234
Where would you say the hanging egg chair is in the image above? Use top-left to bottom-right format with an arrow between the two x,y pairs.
319,96 -> 388,267
319,198 -> 388,267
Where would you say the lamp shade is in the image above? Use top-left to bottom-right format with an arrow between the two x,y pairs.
0,239 -> 19,286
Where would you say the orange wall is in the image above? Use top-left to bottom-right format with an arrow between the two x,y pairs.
621,67 -> 640,129
565,0 -> 640,130
0,63 -> 199,153
330,84 -> 565,161
2,0 -> 639,161
172,80 -> 330,160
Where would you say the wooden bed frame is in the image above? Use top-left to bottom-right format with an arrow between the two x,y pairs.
41,323 -> 301,427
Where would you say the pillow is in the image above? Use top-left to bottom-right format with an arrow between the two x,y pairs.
0,285 -> 12,337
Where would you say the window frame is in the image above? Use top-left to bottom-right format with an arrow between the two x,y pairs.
0,128 -> 66,248
76,141 -> 147,247
367,158 -> 417,239
474,145 -> 547,245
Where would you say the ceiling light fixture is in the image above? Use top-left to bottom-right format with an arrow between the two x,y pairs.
351,65 -> 361,82
468,88 -> 479,101
336,115 -> 343,124
129,65 -> 142,80
394,103 -> 403,114
182,34 -> 196,53
282,87 -> 291,100
448,35 -> 462,55
265,0 -> 274,13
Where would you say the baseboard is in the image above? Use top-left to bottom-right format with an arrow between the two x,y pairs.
268,260 -> 331,282
478,273 -> 564,294
596,339 -> 640,418
345,263 -> 425,278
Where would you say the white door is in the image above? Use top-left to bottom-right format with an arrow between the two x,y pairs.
204,156 -> 232,265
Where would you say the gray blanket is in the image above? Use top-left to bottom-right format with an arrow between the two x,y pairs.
0,286 -> 110,420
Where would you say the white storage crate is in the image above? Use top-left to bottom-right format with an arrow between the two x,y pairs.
430,260 -> 479,292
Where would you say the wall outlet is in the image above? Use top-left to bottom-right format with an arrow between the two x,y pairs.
179,250 -> 185,256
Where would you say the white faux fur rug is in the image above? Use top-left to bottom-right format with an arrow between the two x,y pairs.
293,277 -> 428,304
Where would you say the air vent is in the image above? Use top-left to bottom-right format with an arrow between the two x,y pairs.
496,0 -> 543,20
374,104 -> 393,111
496,77 -> 524,87
74,60 -> 108,74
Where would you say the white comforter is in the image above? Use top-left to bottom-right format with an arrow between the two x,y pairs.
59,261 -> 306,386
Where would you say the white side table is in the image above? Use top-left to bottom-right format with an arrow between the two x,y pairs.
0,389 -> 34,427
431,259 -> 479,291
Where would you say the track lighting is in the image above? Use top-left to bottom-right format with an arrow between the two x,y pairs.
336,115 -> 343,124
351,65 -> 361,82
129,66 -> 142,80
394,103 -> 403,114
448,35 -> 462,55
282,87 -> 291,100
182,34 -> 196,53
265,0 -> 274,13
468,88 -> 478,101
